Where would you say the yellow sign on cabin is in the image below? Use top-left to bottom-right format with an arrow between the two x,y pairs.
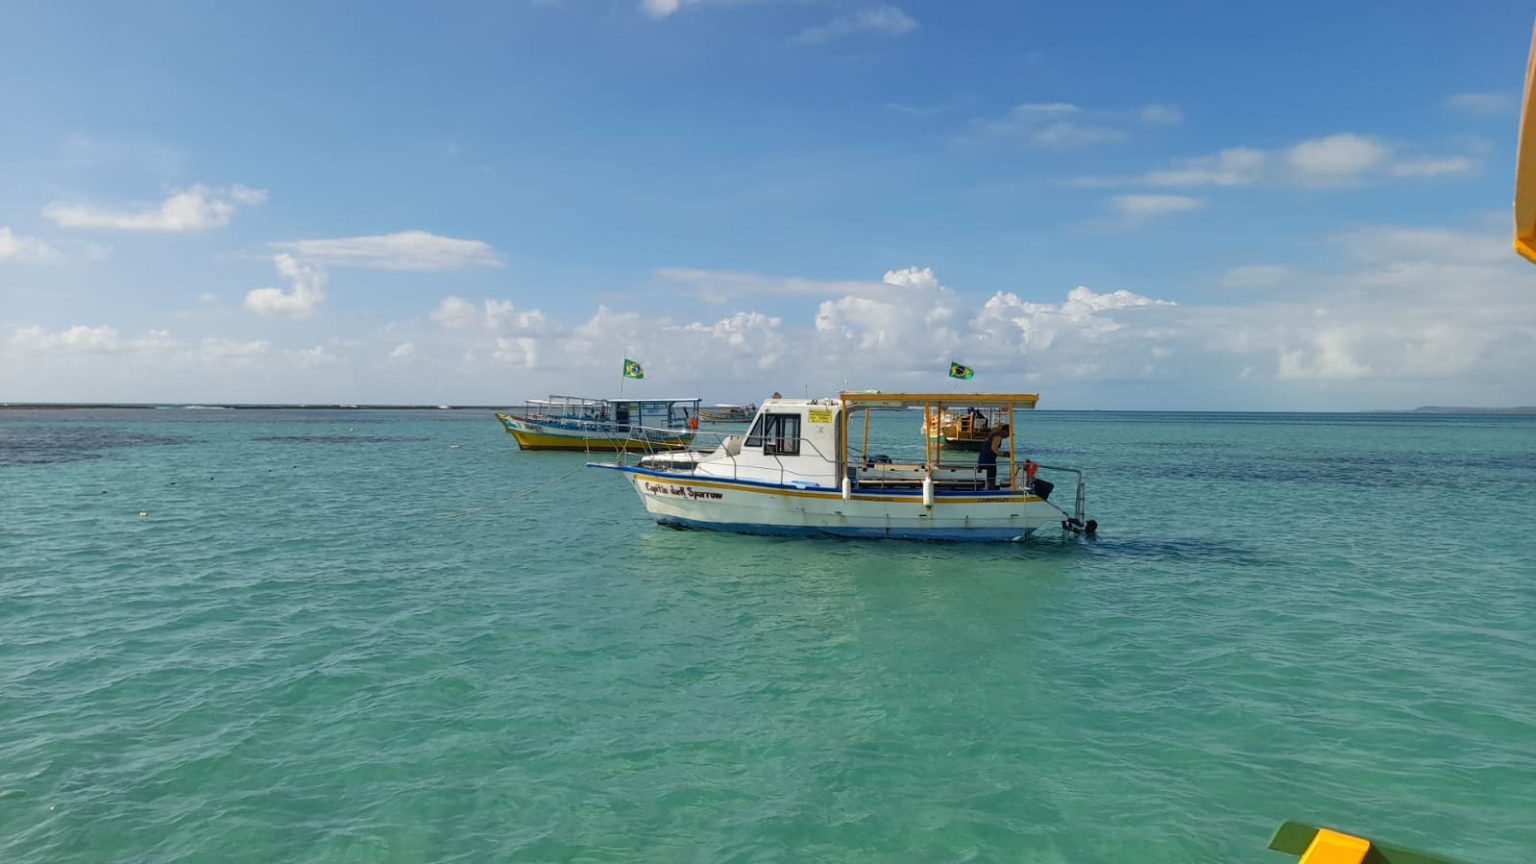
808,408 -> 832,423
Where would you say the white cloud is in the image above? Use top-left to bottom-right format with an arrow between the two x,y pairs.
968,286 -> 1178,381
1139,103 -> 1183,125
430,296 -> 547,332
1389,156 -> 1476,178
639,0 -> 690,17
197,337 -> 271,364
1444,92 -> 1518,115
1143,147 -> 1267,187
1220,265 -> 1290,290
9,325 -> 179,356
1336,226 -> 1508,266
244,254 -> 328,319
1110,194 -> 1203,217
10,232 -> 1535,409
1011,103 -> 1082,115
1133,134 -> 1462,189
229,185 -> 268,205
686,311 -> 787,369
1276,327 -> 1372,380
796,5 -> 917,44
658,266 -> 943,302
966,103 -> 1127,150
0,227 -> 60,262
813,267 -> 960,372
1286,133 -> 1390,186
1032,122 -> 1128,149
638,0 -> 769,19
293,346 -> 341,368
274,231 -> 504,271
12,324 -> 122,353
42,184 -> 266,232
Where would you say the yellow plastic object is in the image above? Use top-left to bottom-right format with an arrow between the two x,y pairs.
1298,828 -> 1372,864
1516,21 -> 1536,264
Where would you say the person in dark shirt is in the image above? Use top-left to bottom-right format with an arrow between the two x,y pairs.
978,424 -> 1009,489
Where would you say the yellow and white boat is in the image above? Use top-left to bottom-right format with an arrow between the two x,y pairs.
922,404 -> 1016,451
698,403 -> 756,423
495,395 -> 701,452
590,392 -> 1095,541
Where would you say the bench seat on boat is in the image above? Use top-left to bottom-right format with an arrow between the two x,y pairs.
851,463 -> 995,490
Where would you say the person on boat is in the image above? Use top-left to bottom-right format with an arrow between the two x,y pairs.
965,406 -> 988,435
978,424 -> 1009,489
771,391 -> 782,399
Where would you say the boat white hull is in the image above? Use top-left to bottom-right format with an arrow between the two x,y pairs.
604,466 -> 1065,542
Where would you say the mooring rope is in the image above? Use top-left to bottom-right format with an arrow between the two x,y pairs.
435,463 -> 588,520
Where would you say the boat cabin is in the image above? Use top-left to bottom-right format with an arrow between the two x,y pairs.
521,394 -> 701,431
685,392 -> 1040,493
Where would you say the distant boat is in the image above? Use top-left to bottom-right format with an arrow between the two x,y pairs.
698,403 -> 755,423
590,392 -> 1095,541
495,395 -> 701,452
922,405 -> 1012,451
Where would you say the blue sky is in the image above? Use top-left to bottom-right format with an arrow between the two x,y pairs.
3,0 -> 1534,408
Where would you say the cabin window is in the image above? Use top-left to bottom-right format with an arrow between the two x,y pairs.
751,413 -> 800,456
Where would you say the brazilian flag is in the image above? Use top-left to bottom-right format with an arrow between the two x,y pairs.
948,361 -> 974,380
623,358 -> 645,380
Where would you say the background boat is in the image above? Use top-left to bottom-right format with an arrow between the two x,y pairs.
698,403 -> 755,423
495,395 -> 700,451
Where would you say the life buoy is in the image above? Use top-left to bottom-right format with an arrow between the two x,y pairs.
687,416 -> 699,430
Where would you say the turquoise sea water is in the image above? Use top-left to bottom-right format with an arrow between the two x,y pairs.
2,408 -> 1533,863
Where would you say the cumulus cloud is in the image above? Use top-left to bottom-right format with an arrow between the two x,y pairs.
10,325 -> 178,357
658,265 -> 944,302
639,0 -> 693,17
42,184 -> 266,232
1388,156 -> 1476,178
1444,92 -> 1517,115
1285,133 -> 1390,186
1220,265 -> 1290,290
0,227 -> 60,262
430,296 -> 547,332
1142,147 -> 1267,187
1110,194 -> 1204,217
1127,134 -> 1464,189
796,5 -> 918,44
812,267 -> 961,374
12,324 -> 123,353
273,231 -> 504,271
11,233 -> 1535,409
1139,103 -> 1183,125
244,254 -> 327,319
966,103 -> 1128,149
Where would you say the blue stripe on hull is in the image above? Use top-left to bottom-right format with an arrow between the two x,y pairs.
653,515 -> 1035,543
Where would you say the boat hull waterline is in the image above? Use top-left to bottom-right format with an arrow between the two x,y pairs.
495,413 -> 691,452
601,465 -> 1061,542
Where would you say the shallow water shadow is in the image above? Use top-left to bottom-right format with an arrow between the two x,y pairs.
251,435 -> 429,445
0,426 -> 193,467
